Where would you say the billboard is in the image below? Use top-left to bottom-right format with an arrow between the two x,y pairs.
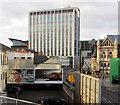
7,69 -> 62,84
7,69 -> 34,83
35,69 -> 62,83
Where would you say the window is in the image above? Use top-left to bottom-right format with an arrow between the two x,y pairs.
14,57 -> 17,59
104,63 -> 106,67
100,62 -> 106,67
68,9 -> 73,12
106,41 -> 108,46
37,12 -> 39,15
104,40 -> 111,46
108,52 -> 113,58
59,10 -> 61,13
21,57 -> 25,59
108,63 -> 110,67
63,10 -> 67,13
101,52 -> 106,58
87,53 -> 91,57
100,62 -> 103,67
27,57 -> 31,59
55,11 -> 58,13
48,11 -> 50,14
51,11 -> 54,14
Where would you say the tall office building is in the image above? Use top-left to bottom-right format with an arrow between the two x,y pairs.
29,7 -> 80,68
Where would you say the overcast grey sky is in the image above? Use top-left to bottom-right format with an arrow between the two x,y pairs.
0,0 -> 119,47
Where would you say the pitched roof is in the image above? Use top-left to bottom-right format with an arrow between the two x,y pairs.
107,35 -> 120,44
0,43 -> 13,52
9,38 -> 28,43
34,55 -> 49,64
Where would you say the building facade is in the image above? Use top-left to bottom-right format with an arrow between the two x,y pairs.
91,35 -> 120,75
8,52 -> 34,69
0,43 -> 11,92
80,39 -> 96,72
29,7 -> 80,68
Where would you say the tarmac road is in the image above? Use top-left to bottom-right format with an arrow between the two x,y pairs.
7,90 -> 67,103
101,78 -> 120,105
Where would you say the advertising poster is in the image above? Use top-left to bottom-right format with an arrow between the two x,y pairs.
35,69 -> 62,83
7,69 -> 34,83
7,69 -> 63,84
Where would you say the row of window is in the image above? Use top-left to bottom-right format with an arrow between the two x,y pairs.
30,9 -> 73,15
100,62 -> 110,67
29,10 -> 80,56
14,57 -> 32,59
102,40 -> 112,46
30,13 -> 73,25
101,51 -> 113,58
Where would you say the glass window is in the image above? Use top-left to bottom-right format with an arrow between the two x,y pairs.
63,10 -> 67,13
51,11 -> 54,14
68,9 -> 73,12
21,57 -> 25,59
27,57 -> 31,59
62,14 -> 64,22
101,52 -> 106,58
100,62 -> 103,67
108,63 -> 110,67
108,52 -> 113,58
37,12 -> 39,15
104,63 -> 106,67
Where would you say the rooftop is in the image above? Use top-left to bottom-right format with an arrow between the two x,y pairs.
29,7 -> 80,13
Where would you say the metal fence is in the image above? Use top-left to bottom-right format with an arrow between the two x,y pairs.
0,96 -> 38,105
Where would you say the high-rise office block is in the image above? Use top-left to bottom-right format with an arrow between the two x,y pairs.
29,7 -> 80,68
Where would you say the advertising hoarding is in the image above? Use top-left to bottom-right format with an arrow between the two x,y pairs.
7,69 -> 34,83
35,69 -> 62,83
7,69 -> 63,84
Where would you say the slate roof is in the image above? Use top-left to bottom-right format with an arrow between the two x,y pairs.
34,55 -> 49,65
107,35 -> 120,44
0,43 -> 13,52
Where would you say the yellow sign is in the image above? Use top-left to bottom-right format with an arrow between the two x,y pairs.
68,74 -> 74,82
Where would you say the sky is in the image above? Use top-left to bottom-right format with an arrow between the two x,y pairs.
0,0 -> 119,47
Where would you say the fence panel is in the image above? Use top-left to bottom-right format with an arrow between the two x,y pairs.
80,73 -> 101,104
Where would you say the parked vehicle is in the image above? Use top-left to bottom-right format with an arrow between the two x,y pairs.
7,86 -> 22,94
112,76 -> 119,84
37,96 -> 68,105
